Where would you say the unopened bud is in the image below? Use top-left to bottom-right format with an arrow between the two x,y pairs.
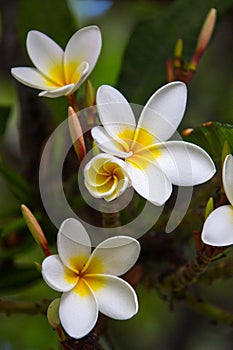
174,38 -> 183,68
205,197 -> 214,220
85,80 -> 96,107
190,8 -> 217,70
68,106 -> 86,163
21,204 -> 50,256
221,141 -> 231,165
47,298 -> 66,341
182,128 -> 194,137
47,298 -> 61,329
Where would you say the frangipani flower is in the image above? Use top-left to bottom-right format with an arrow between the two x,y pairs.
42,218 -> 140,338
202,154 -> 233,246
84,153 -> 131,201
11,26 -> 101,98
91,82 -> 216,205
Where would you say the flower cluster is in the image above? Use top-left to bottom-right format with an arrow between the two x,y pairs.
12,19 -> 230,344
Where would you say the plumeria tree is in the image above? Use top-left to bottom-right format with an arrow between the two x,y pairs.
0,1 -> 233,349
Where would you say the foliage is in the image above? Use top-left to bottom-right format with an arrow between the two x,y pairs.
0,0 -> 233,349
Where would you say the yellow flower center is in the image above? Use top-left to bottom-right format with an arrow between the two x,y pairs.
117,127 -> 161,169
64,256 -> 105,297
46,61 -> 82,87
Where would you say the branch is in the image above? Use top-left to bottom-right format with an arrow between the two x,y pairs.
0,298 -> 50,316
185,294 -> 233,327
160,254 -> 212,292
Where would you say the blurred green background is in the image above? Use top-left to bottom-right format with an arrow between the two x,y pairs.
0,0 -> 233,349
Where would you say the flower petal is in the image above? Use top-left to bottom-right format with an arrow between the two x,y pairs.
26,30 -> 64,85
69,61 -> 90,93
38,84 -> 75,98
84,153 -> 127,187
11,67 -> 55,90
96,85 -> 136,145
57,218 -> 91,272
84,236 -> 140,276
126,161 -> 172,205
42,255 -> 77,292
64,25 -> 101,82
91,126 -> 132,158
155,141 -> 216,186
201,205 -> 233,246
223,154 -> 233,206
86,275 -> 138,319
59,280 -> 98,339
138,82 -> 187,142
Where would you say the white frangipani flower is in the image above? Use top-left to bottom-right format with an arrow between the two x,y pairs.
202,154 -> 233,246
42,218 -> 140,339
91,82 -> 216,205
11,26 -> 101,98
84,153 -> 131,201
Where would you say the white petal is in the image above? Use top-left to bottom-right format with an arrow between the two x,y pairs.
87,275 -> 138,320
57,218 -> 91,272
42,255 -> 77,292
91,126 -> 132,158
126,161 -> 172,205
155,141 -> 216,186
26,30 -> 64,85
223,154 -> 233,206
39,84 -> 75,98
64,25 -> 101,82
96,85 -> 136,146
59,281 -> 98,339
11,67 -> 55,90
138,82 -> 187,142
83,236 -> 140,276
201,205 -> 233,246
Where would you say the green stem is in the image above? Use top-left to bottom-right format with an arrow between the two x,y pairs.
185,294 -> 233,327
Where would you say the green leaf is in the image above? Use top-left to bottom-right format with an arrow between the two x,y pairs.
183,121 -> 233,163
0,264 -> 40,294
0,106 -> 11,139
0,159 -> 33,202
117,0 -> 233,103
18,0 -> 76,47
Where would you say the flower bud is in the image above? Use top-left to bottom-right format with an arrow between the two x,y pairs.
221,141 -> 231,166
85,80 -> 96,107
47,298 -> 61,329
68,106 -> 86,163
204,197 -> 214,220
190,8 -> 217,70
21,204 -> 50,256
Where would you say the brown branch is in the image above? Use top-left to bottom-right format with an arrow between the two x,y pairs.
160,254 -> 212,292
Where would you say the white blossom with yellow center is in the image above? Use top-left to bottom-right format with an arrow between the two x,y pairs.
202,154 -> 233,246
91,82 -> 216,205
84,153 -> 131,201
42,218 -> 140,339
11,26 -> 101,98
